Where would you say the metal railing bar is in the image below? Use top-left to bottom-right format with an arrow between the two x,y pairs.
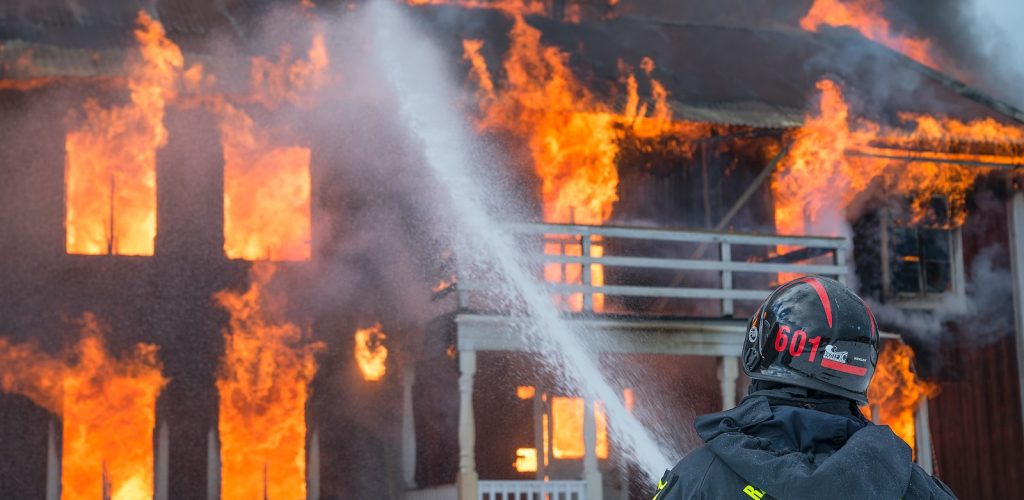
534,254 -> 846,275
547,284 -> 770,300
510,223 -> 847,248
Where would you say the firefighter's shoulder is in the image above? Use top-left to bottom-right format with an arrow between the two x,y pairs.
654,446 -> 767,500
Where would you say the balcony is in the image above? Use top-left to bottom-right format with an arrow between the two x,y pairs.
443,222 -> 848,500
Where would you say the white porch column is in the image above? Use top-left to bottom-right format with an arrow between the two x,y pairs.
401,362 -> 418,489
457,350 -> 478,500
582,399 -> 603,500
1008,191 -> 1024,435
718,356 -> 739,411
913,397 -> 933,474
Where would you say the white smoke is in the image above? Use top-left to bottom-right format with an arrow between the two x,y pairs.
964,0 -> 1024,108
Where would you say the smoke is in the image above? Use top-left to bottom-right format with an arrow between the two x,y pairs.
961,0 -> 1024,108
867,243 -> 1014,377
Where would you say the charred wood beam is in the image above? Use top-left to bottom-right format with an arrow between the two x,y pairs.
713,141 -> 792,233
846,148 -> 1024,170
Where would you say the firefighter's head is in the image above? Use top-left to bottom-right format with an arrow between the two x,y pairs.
741,275 -> 879,404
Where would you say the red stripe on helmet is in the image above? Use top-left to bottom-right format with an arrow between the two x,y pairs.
800,277 -> 833,329
821,357 -> 867,376
864,303 -> 877,340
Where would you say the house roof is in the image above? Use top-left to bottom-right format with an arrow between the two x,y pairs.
1,1 -> 1021,130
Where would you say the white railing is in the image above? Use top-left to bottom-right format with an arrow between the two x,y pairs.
456,222 -> 848,315
478,480 -> 586,500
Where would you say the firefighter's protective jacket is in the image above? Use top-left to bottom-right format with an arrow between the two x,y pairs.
653,387 -> 956,500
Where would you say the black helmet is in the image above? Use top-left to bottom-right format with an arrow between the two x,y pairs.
742,275 -> 879,404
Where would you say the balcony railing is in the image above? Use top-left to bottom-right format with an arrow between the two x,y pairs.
456,222 -> 848,316
478,480 -> 585,500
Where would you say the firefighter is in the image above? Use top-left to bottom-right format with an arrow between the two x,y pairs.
652,276 -> 956,500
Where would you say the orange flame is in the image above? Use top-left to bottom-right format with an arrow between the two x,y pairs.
64,11 -> 182,256
354,323 -> 388,382
214,263 -> 322,500
550,396 -> 608,460
772,79 -> 1024,271
463,18 -> 707,311
218,33 -> 327,262
0,313 -> 166,500
800,0 -> 940,70
867,341 -> 938,456
432,277 -> 456,293
217,101 -> 313,261
249,34 -> 329,109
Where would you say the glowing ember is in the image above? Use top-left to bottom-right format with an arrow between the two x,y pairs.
800,0 -> 940,70
867,341 -> 937,456
217,101 -> 312,262
516,385 -> 536,399
550,396 -> 608,460
463,19 -> 707,311
432,277 -> 456,293
215,263 -> 322,500
0,313 -> 165,500
513,447 -> 538,473
65,11 -> 182,256
354,323 -> 388,382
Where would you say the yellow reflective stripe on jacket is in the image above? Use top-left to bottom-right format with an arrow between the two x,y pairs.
652,479 -> 668,500
743,484 -> 766,499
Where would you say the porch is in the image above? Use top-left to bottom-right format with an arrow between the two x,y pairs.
408,222 -> 869,500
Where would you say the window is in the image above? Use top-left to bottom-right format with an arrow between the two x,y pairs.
889,226 -> 954,296
880,218 -> 965,308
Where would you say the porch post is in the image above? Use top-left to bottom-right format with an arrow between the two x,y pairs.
583,398 -> 603,500
718,356 -> 739,411
1008,191 -> 1024,435
457,350 -> 478,500
401,361 -> 418,488
913,397 -> 933,474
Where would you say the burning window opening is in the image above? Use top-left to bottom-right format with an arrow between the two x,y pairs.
218,32 -> 326,263
64,11 -> 182,257
889,225 -> 956,297
549,396 -> 608,460
218,101 -> 313,262
214,263 -> 323,500
354,323 -> 389,382
517,385 -> 536,399
0,313 -> 166,500
513,447 -> 538,473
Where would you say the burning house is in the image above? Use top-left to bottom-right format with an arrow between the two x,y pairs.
0,1 -> 1022,499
